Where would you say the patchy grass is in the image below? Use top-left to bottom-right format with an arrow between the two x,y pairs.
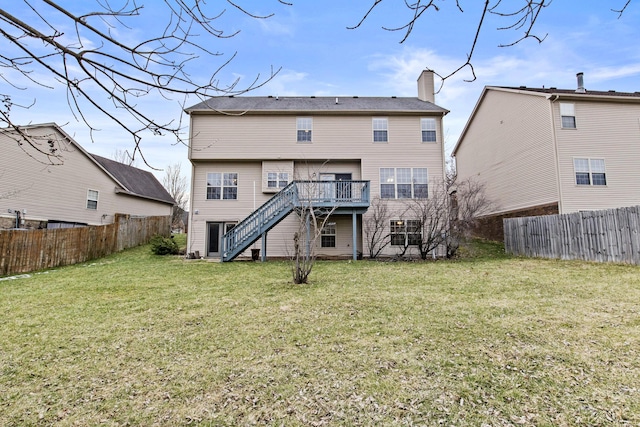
1,243 -> 639,426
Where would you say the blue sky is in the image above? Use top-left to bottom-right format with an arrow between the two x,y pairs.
5,1 -> 640,182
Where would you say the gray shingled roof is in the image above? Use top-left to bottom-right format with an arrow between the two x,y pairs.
90,154 -> 175,205
186,96 -> 448,114
497,86 -> 640,98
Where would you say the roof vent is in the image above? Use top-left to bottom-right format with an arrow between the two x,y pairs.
335,97 -> 339,104
310,95 -> 315,98
608,90 -> 616,92
353,96 -> 359,98
391,96 -> 397,98
576,72 -> 586,93
550,87 -> 557,90
519,85 -> 527,89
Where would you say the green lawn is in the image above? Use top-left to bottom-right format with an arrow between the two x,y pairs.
1,240 -> 639,426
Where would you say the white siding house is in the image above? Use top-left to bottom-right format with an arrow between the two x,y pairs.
0,123 -> 175,229
186,70 -> 449,260
453,73 -> 640,240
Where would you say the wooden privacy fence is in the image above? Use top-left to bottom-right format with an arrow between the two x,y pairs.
0,215 -> 171,277
504,205 -> 640,264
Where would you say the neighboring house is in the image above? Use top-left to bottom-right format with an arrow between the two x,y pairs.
0,123 -> 175,229
452,73 -> 640,240
186,70 -> 449,260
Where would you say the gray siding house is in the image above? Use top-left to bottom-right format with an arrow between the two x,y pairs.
1,123 -> 174,229
452,73 -> 640,240
186,70 -> 449,260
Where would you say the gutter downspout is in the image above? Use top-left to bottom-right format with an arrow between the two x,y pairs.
548,94 -> 564,214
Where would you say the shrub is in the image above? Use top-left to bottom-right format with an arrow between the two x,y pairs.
150,235 -> 179,255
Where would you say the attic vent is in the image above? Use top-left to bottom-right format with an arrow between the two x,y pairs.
353,96 -> 358,98
550,87 -> 557,90
608,90 -> 616,93
310,96 -> 315,98
519,85 -> 527,89
391,96 -> 397,98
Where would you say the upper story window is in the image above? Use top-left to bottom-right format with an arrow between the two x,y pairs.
87,189 -> 99,210
373,118 -> 388,142
380,167 -> 428,199
421,118 -> 437,142
574,158 -> 606,186
297,117 -> 312,142
207,172 -> 238,200
560,103 -> 576,129
267,172 -> 289,189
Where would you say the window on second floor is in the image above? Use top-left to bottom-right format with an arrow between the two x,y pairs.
560,103 -> 576,129
207,172 -> 238,200
574,158 -> 606,186
87,189 -> 99,210
297,117 -> 312,142
380,167 -> 428,199
267,172 -> 289,189
421,118 -> 437,142
373,118 -> 388,142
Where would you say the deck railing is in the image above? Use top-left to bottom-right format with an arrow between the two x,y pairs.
221,180 -> 370,261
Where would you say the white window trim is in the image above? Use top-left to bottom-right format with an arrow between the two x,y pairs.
379,167 -> 429,199
265,171 -> 290,192
297,117 -> 313,143
421,118 -> 437,143
373,117 -> 388,143
573,158 -> 607,186
206,172 -> 238,200
321,222 -> 337,248
560,103 -> 576,129
86,189 -> 99,210
390,219 -> 422,246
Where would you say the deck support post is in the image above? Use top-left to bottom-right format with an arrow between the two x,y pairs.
352,211 -> 358,261
261,232 -> 267,262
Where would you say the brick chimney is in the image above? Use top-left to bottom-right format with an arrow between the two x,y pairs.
417,69 -> 435,103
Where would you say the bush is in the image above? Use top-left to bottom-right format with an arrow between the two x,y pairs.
150,235 -> 179,255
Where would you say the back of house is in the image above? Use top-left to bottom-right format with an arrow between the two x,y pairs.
186,70 -> 449,260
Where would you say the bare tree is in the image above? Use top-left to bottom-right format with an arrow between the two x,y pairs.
399,175 -> 494,260
446,176 -> 496,257
112,149 -> 137,167
0,1 -> 290,165
402,181 -> 451,260
287,169 -> 341,284
363,196 -> 391,259
349,1 -> 633,88
162,162 -> 188,231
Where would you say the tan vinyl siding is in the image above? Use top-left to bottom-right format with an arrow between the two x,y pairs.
188,110 -> 446,258
455,90 -> 559,215
190,114 -> 443,161
554,100 -> 640,213
1,126 -> 170,228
